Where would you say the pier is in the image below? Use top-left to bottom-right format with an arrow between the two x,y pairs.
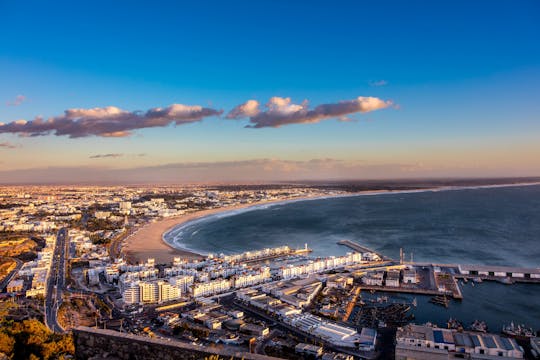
337,239 -> 391,260
357,284 -> 455,298
455,264 -> 540,284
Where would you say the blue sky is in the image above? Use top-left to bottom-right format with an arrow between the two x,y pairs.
0,0 -> 539,182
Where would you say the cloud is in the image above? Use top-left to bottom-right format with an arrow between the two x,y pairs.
89,153 -> 148,159
226,99 -> 260,119
0,104 -> 222,138
89,153 -> 124,159
227,96 -> 392,128
369,80 -> 388,87
0,142 -> 18,149
6,95 -> 26,106
0,158 -> 436,184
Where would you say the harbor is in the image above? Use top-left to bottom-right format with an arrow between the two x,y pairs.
330,239 -> 540,330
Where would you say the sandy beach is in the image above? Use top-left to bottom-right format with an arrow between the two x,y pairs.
121,197 -> 322,264
121,181 -> 540,265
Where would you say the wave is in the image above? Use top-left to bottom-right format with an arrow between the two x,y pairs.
163,182 -> 540,255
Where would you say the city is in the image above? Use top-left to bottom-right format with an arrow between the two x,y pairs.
1,1 -> 539,359
1,184 -> 539,359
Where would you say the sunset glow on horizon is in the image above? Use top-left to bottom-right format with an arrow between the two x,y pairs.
1,1 -> 539,183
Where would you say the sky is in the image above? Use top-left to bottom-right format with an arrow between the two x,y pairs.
1,0 -> 539,183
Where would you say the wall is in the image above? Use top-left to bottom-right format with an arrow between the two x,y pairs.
73,326 -> 281,360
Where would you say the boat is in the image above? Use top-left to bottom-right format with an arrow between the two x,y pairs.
447,318 -> 463,330
497,277 -> 514,285
502,322 -> 534,339
470,320 -> 488,333
429,295 -> 449,308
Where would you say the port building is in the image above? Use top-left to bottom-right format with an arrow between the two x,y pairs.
396,324 -> 523,359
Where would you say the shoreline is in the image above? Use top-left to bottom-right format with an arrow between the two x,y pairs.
122,194 -> 333,264
122,181 -> 540,264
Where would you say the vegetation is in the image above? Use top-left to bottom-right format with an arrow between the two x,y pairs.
0,318 -> 74,359
0,238 -> 38,258
0,258 -> 17,282
89,233 -> 110,245
85,218 -> 121,232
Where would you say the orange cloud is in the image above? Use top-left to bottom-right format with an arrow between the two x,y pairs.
227,96 -> 393,128
0,104 -> 222,138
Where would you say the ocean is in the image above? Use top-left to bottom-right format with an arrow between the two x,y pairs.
164,184 -> 540,330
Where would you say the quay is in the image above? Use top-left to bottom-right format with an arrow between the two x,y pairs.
337,239 -> 391,260
455,264 -> 540,284
357,284 -> 456,298
243,246 -> 312,264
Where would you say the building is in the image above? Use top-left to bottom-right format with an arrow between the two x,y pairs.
295,343 -> 323,357
94,211 -> 111,219
139,281 -> 159,303
385,270 -> 401,287
157,280 -> 182,303
6,279 -> 24,293
285,313 -> 368,348
396,324 -> 524,360
122,281 -> 141,305
530,337 -> 540,358
240,323 -> 270,337
362,271 -> 384,286
402,268 -> 418,284
190,279 -> 231,297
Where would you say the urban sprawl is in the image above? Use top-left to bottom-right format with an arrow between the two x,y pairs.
0,185 -> 539,360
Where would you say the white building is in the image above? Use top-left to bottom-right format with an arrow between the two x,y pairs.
396,324 -> 523,360
191,279 -> 232,297
402,268 -> 418,284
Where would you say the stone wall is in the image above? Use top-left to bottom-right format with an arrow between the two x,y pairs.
73,326 -> 282,360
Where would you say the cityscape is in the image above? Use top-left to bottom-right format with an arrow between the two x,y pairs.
1,1 -> 540,359
0,182 -> 539,359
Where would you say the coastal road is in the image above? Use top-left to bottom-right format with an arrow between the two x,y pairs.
44,228 -> 68,333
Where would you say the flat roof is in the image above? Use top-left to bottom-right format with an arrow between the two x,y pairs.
454,333 -> 473,348
459,264 -> 540,274
433,330 -> 454,344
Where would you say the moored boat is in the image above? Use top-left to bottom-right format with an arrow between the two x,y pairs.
470,319 -> 488,333
502,322 -> 534,340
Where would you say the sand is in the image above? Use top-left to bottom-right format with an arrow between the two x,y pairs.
121,199 -> 307,264
121,182 -> 540,265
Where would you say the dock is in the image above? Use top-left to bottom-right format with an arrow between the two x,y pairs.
337,239 -> 391,260
243,246 -> 312,264
357,284 -> 452,297
455,264 -> 540,284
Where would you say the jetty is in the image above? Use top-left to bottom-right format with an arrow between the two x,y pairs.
455,264 -> 540,284
337,239 -> 391,261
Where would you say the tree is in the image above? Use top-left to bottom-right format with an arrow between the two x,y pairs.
0,332 -> 15,356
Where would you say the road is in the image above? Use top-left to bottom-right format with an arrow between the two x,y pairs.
44,228 -> 68,333
0,257 -> 23,292
225,295 -> 378,359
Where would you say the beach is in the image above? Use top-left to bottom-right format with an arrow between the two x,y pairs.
121,182 -> 540,265
121,196 -> 328,264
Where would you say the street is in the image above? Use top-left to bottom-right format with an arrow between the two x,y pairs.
44,228 -> 68,333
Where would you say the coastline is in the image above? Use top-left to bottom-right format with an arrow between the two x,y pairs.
122,194 -> 333,264
122,181 -> 540,264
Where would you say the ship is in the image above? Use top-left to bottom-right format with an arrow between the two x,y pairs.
447,318 -> 464,330
470,320 -> 488,333
429,295 -> 449,308
502,322 -> 534,339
